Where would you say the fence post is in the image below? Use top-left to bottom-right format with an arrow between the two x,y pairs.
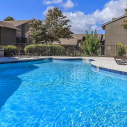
115,45 -> 116,56
100,45 -> 101,56
49,45 -> 50,56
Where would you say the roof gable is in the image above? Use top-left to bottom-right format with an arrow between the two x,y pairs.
102,15 -> 125,30
0,21 -> 17,30
4,20 -> 31,27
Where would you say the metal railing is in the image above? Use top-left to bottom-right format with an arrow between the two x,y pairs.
16,37 -> 28,43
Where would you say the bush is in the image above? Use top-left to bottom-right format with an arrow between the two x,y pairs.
0,45 -> 4,49
24,44 -> 65,56
116,43 -> 126,56
81,30 -> 100,56
4,45 -> 18,56
49,45 -> 65,56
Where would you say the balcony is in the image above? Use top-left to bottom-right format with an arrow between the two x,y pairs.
16,37 -> 28,43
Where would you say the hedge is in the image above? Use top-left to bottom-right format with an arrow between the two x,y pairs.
24,44 -> 65,56
4,45 -> 18,56
49,45 -> 65,56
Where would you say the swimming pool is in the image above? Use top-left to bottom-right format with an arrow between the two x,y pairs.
0,59 -> 127,126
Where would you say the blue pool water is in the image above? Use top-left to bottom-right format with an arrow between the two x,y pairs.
0,59 -> 127,126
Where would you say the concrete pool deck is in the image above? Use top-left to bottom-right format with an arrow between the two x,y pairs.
84,57 -> 127,73
0,56 -> 127,73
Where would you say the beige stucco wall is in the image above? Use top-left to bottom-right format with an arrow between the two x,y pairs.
1,27 -> 16,45
105,17 -> 127,56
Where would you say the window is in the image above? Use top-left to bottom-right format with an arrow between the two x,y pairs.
17,32 -> 21,37
25,34 -> 29,43
25,34 -> 28,38
79,43 -> 81,47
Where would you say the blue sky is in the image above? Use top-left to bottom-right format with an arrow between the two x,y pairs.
0,0 -> 126,34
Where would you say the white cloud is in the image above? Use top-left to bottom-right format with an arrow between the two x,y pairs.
43,0 -> 62,5
91,25 -> 101,31
43,6 -> 54,16
76,2 -> 78,6
62,0 -> 74,9
64,0 -> 126,34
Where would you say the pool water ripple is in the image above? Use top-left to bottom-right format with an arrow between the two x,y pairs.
0,60 -> 127,126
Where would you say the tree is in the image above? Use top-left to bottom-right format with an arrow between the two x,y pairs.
4,16 -> 15,21
27,19 -> 48,44
81,30 -> 100,56
121,9 -> 127,29
45,7 -> 73,44
28,8 -> 73,44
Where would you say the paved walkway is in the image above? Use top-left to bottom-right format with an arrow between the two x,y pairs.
0,56 -> 127,73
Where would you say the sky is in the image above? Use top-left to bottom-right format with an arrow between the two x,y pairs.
0,0 -> 126,34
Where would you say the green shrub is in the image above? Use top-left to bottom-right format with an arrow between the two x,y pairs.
49,45 -> 65,56
116,43 -> 126,56
0,45 -> 4,49
4,45 -> 18,56
81,30 -> 100,56
24,44 -> 65,56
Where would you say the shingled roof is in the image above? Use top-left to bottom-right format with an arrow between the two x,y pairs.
53,34 -> 105,45
4,20 -> 31,27
0,21 -> 18,30
102,15 -> 125,30
53,34 -> 85,45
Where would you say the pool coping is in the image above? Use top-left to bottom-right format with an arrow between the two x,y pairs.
0,56 -> 127,76
87,58 -> 127,76
0,57 -> 53,64
0,57 -> 83,64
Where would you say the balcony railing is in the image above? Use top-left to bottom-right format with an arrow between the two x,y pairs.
16,37 -> 28,43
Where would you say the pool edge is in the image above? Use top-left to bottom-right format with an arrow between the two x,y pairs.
1,57 -> 127,76
89,59 -> 127,76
